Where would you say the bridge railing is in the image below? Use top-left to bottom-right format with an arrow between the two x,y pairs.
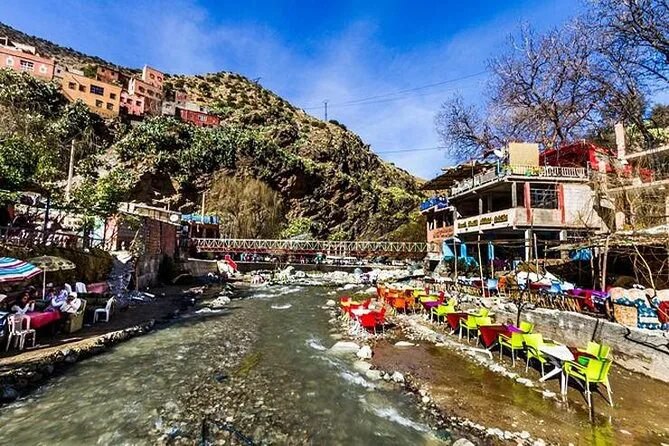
192,238 -> 428,255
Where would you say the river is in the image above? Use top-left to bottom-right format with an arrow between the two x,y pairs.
0,285 -> 457,445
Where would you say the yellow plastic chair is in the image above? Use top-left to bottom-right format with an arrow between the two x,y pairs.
563,358 -> 614,408
499,332 -> 525,366
459,315 -> 479,343
524,333 -> 547,376
519,321 -> 535,333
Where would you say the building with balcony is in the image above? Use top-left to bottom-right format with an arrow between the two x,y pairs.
59,71 -> 122,118
0,37 -> 55,80
422,142 -> 607,264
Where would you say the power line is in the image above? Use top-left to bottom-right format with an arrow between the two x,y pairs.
301,70 -> 487,111
375,146 -> 447,154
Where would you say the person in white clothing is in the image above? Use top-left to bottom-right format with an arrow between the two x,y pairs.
11,292 -> 35,314
60,293 -> 82,314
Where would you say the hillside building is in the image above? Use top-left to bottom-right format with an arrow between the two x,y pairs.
128,65 -> 164,115
59,70 -> 122,118
120,90 -> 145,117
176,107 -> 221,127
0,36 -> 55,80
422,142 -> 607,264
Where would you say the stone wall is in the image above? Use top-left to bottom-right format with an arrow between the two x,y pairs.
493,305 -> 669,382
136,254 -> 163,289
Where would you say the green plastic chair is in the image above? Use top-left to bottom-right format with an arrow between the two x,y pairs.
524,333 -> 547,376
478,308 -> 490,317
581,341 -> 611,360
563,357 -> 613,408
519,321 -> 535,334
499,332 -> 525,366
459,315 -> 479,343
431,304 -> 455,322
474,316 -> 493,346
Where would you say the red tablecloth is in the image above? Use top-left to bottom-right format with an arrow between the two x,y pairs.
86,282 -> 109,294
27,311 -> 61,329
446,312 -> 469,330
478,325 -> 512,348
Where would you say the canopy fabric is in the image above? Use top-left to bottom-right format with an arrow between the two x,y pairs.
442,242 -> 455,259
28,256 -> 76,272
0,257 -> 42,283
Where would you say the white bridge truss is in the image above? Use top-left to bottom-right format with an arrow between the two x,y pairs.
192,238 -> 427,256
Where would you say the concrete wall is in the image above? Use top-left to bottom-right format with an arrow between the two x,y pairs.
563,183 -> 602,228
493,306 -> 669,382
136,254 -> 162,289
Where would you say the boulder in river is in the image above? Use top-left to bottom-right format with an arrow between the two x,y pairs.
391,371 -> 405,383
453,439 -> 475,446
328,341 -> 360,355
365,369 -> 382,380
356,345 -> 372,360
394,341 -> 415,347
325,299 -> 336,307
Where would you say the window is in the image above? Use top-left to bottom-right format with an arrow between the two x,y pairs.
530,184 -> 558,209
135,100 -> 141,106
198,114 -> 206,122
150,73 -> 155,79
39,64 -> 47,74
106,103 -> 113,110
139,86 -> 145,93
19,60 -> 34,72
5,56 -> 13,66
90,85 -> 104,95
147,90 -> 153,97
95,100 -> 103,108
109,92 -> 117,100
68,82 -> 76,90
79,84 -> 86,92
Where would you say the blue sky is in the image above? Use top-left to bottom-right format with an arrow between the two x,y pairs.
1,0 -> 582,179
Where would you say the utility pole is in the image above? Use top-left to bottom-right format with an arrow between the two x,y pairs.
201,191 -> 206,217
65,139 -> 76,201
323,100 -> 328,121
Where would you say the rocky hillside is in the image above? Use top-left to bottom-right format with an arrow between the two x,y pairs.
0,22 -> 425,241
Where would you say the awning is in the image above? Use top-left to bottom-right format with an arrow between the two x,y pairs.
0,257 -> 42,283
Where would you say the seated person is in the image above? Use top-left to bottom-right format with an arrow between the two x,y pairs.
11,292 -> 35,314
60,292 -> 82,315
50,287 -> 69,309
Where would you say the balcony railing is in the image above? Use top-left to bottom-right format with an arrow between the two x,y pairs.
450,165 -> 588,196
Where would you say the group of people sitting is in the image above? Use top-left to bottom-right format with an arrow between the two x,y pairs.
9,284 -> 82,327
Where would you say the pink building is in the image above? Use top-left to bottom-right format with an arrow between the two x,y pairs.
0,37 -> 54,80
142,65 -> 164,89
120,90 -> 145,116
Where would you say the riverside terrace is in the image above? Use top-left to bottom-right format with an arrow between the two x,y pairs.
420,142 -> 606,262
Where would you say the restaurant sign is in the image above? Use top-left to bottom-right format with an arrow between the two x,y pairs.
429,226 -> 454,241
455,209 -> 514,234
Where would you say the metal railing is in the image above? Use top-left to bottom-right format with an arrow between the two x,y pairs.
0,226 -> 104,250
192,238 -> 427,255
450,165 -> 588,196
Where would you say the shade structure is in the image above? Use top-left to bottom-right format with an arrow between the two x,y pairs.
28,256 -> 76,298
0,257 -> 42,283
28,256 -> 76,272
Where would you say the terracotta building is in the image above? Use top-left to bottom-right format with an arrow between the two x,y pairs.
0,37 -> 55,80
177,107 -> 220,128
60,70 -> 122,118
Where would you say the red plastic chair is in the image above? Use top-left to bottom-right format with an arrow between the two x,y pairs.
359,312 -> 379,334
374,308 -> 387,334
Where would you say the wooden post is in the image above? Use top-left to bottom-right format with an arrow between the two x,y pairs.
601,235 -> 610,292
477,234 -> 484,286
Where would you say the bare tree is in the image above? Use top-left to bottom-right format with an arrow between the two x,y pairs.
590,0 -> 669,85
434,96 -> 503,162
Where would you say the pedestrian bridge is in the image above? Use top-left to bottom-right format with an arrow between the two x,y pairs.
192,238 -> 427,256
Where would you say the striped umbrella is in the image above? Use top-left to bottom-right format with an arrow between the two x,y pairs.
0,257 -> 42,283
